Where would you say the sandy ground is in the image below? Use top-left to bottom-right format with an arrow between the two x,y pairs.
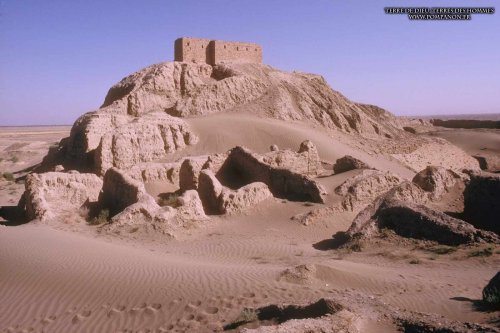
0,126 -> 71,207
426,128 -> 500,157
1,123 -> 499,332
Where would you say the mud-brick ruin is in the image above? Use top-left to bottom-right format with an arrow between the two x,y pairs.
174,37 -> 262,65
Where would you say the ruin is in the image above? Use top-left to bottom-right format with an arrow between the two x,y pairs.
174,37 -> 262,65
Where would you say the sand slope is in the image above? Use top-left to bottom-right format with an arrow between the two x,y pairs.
1,201 -> 498,332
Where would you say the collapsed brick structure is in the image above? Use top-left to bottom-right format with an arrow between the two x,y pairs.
174,37 -> 262,65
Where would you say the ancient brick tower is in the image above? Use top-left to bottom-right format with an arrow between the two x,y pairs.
174,37 -> 262,65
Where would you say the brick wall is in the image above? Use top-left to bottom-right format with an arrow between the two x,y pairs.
174,37 -> 212,64
174,37 -> 262,65
212,40 -> 262,65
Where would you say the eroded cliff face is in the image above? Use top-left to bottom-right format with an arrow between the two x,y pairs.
59,61 -> 412,175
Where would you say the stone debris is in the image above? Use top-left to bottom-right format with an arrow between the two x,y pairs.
346,184 -> 498,245
482,271 -> 500,308
334,170 -> 402,212
412,166 -> 461,199
260,140 -> 322,176
333,155 -> 371,174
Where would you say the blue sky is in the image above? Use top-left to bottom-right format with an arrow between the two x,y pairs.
0,0 -> 499,125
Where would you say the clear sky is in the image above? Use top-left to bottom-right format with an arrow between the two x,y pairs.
0,0 -> 499,125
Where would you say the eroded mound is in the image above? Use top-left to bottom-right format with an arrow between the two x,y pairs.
47,61 -> 427,176
342,174 -> 499,246
101,62 -> 405,138
412,165 -> 462,200
348,197 -> 498,246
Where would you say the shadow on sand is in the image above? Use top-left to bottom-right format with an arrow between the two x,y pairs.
450,296 -> 500,316
312,231 -> 349,251
0,204 -> 28,226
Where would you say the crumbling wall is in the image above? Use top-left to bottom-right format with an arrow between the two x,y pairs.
100,167 -> 149,216
218,146 -> 325,203
24,172 -> 103,221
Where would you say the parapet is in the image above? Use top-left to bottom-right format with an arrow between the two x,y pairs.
174,37 -> 262,65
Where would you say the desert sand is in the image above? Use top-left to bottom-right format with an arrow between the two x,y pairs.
1,61 -> 499,333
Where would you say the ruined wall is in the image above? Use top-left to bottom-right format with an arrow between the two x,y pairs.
174,37 -> 262,65
100,167 -> 148,216
217,147 -> 325,203
24,172 -> 103,221
211,40 -> 262,65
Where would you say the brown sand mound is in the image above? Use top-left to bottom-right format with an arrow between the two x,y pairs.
278,264 -> 317,285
